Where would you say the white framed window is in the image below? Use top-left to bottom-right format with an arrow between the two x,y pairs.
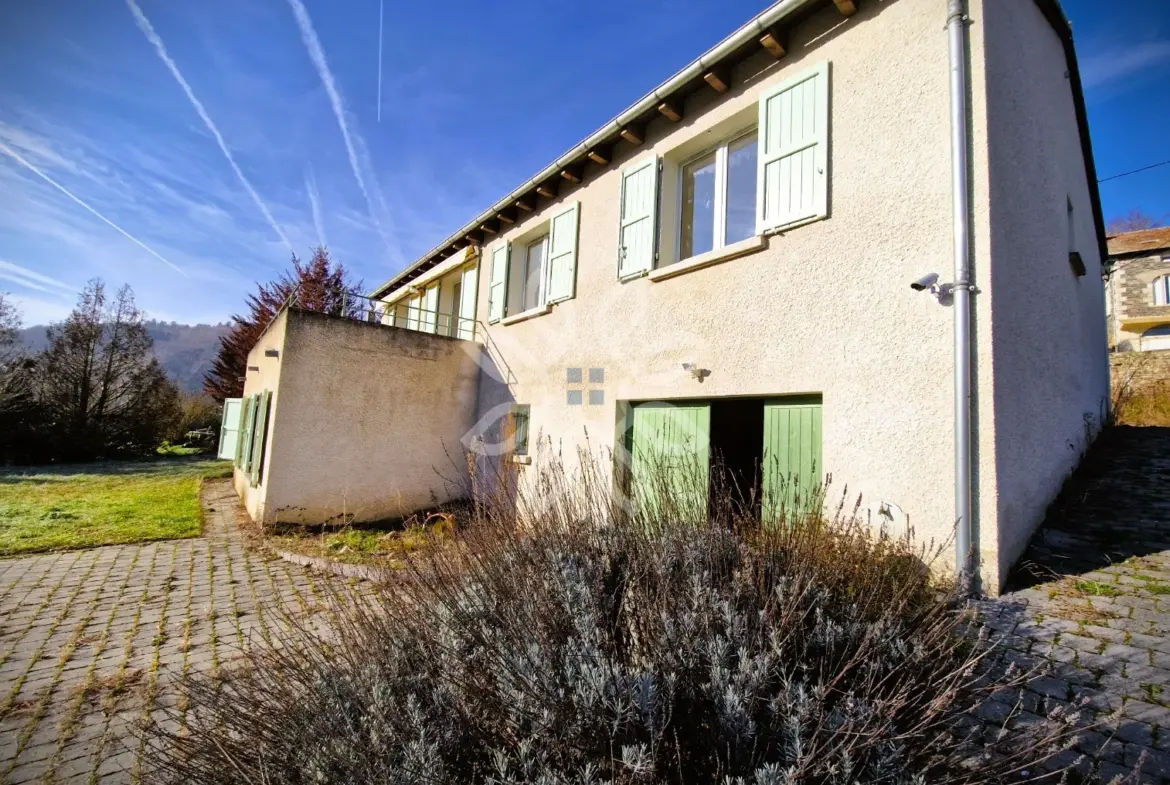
492,201 -> 580,321
1154,274 -> 1170,307
522,235 -> 548,312
679,129 -> 759,262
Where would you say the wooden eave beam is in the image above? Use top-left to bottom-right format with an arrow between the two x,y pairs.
703,66 -> 730,94
497,209 -> 515,225
535,181 -> 558,199
587,145 -> 612,165
479,220 -> 499,235
619,124 -> 645,146
560,163 -> 584,183
759,27 -> 788,59
657,100 -> 682,122
833,0 -> 857,16
464,230 -> 483,246
514,196 -> 534,212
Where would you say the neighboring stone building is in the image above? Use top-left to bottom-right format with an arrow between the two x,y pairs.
223,0 -> 1111,594
1105,226 -> 1170,352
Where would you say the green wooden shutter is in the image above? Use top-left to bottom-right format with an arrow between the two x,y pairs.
618,157 -> 659,279
249,390 -> 272,487
218,398 -> 242,461
235,395 -> 254,469
458,264 -> 478,339
762,398 -> 823,521
421,283 -> 439,333
488,243 -> 510,323
546,201 -> 580,304
757,61 -> 829,232
628,402 -> 710,522
405,293 -> 422,330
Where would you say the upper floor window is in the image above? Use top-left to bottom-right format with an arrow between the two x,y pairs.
680,130 -> 758,261
617,60 -> 830,279
1154,275 -> 1170,306
488,202 -> 580,323
522,236 -> 548,312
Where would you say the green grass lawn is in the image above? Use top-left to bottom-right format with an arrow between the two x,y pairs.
0,458 -> 233,557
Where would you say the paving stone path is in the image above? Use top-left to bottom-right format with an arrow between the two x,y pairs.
0,479 -> 351,785
976,426 -> 1170,784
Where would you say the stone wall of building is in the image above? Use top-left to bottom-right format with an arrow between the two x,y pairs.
1111,349 -> 1170,393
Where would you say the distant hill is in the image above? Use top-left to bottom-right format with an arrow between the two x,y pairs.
18,320 -> 230,394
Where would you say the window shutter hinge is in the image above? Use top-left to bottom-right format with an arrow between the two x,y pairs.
657,160 -> 663,172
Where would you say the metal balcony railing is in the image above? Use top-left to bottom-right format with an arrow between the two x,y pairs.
279,286 -> 477,340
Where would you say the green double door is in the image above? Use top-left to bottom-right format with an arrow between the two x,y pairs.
628,397 -> 822,520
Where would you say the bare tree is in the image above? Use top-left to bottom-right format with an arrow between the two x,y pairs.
1107,208 -> 1167,235
36,280 -> 180,459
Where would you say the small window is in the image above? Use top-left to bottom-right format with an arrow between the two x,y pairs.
512,405 -> 531,455
522,236 -> 548,312
1154,275 -> 1170,307
679,130 -> 758,262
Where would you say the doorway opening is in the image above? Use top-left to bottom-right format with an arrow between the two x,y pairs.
709,397 -> 765,518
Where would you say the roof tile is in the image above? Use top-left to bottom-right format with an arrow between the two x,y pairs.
1107,227 -> 1170,257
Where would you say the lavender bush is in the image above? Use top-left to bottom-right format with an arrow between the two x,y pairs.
141,451 -> 1074,784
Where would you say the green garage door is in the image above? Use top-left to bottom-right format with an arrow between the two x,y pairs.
762,398 -> 823,521
628,402 -> 710,522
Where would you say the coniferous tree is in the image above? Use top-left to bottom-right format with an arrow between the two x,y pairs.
204,247 -> 362,402
35,280 -> 180,460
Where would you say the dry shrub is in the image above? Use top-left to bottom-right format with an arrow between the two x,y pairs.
1114,379 -> 1170,426
141,448 -> 1076,784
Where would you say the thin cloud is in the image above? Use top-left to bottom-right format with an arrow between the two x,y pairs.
377,0 -> 384,123
0,259 -> 76,298
126,0 -> 294,253
0,140 -> 186,276
305,165 -> 327,247
1081,40 -> 1170,90
285,0 -> 401,262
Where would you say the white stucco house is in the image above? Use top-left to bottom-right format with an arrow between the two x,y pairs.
222,0 -> 1110,594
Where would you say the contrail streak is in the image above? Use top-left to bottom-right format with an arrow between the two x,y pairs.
285,0 -> 398,258
0,140 -> 186,276
126,0 -> 294,253
0,259 -> 76,297
305,165 -> 327,247
376,0 -> 384,123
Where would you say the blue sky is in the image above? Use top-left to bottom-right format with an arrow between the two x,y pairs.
1,0 -> 1168,327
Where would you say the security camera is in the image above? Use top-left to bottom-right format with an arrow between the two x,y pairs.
910,273 -> 940,292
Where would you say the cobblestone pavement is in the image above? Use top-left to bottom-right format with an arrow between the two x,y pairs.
977,426 -> 1170,784
0,479 -> 352,785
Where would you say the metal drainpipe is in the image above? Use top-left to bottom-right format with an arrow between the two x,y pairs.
947,0 -> 974,588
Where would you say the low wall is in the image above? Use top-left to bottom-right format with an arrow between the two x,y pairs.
1111,349 -> 1170,393
241,308 -> 482,525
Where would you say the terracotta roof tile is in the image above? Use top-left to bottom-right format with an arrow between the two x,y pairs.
1107,226 -> 1170,257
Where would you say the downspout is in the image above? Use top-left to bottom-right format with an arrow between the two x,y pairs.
947,0 -> 974,588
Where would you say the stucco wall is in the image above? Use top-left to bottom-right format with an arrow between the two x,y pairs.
474,0 -> 965,568
237,309 -> 482,525
976,0 -> 1111,585
234,308 -> 288,520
